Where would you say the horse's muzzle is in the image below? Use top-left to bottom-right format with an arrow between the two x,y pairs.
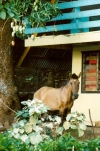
72,93 -> 79,100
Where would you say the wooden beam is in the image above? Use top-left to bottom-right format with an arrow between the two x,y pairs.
25,20 -> 100,34
41,44 -> 72,50
58,0 -> 100,9
25,31 -> 100,47
51,9 -> 100,21
16,46 -> 30,67
73,43 -> 100,51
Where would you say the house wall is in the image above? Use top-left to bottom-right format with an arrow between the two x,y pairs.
71,44 -> 100,123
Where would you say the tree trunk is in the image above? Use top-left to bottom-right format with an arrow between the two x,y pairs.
0,19 -> 21,130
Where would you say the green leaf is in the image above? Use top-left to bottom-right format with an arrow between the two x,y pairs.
63,121 -> 70,130
30,133 -> 43,145
45,123 -> 53,129
7,11 -> 14,17
18,120 -> 25,127
78,129 -> 84,137
29,116 -> 37,126
25,123 -> 32,134
79,123 -> 87,130
19,128 -> 24,134
70,124 -> 77,129
66,114 -> 72,121
0,5 -> 3,10
56,127 -> 64,135
0,10 -> 6,19
76,115 -> 84,121
35,125 -> 43,133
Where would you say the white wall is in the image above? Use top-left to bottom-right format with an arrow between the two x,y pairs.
71,45 -> 100,123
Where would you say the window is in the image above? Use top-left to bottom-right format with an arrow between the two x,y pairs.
82,51 -> 100,92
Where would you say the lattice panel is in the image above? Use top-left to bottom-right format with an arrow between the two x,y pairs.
21,47 -> 72,71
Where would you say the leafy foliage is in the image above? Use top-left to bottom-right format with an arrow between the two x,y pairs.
37,133 -> 100,151
63,111 -> 87,137
0,0 -> 60,39
7,99 -> 87,148
0,98 -> 99,150
0,133 -> 33,151
0,132 -> 100,151
8,99 -> 63,147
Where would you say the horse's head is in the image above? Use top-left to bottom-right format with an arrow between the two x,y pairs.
69,72 -> 81,100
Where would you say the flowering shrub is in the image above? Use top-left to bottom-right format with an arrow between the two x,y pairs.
8,98 -> 87,149
8,99 -> 62,147
63,111 -> 87,137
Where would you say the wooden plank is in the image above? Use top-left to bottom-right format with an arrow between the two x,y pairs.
41,45 -> 71,50
58,0 -> 100,9
25,31 -> 100,46
25,20 -> 100,34
85,81 -> 97,85
86,77 -> 97,81
74,44 -> 100,51
85,86 -> 97,91
86,56 -> 97,60
86,65 -> 97,69
51,9 -> 100,21
86,73 -> 97,77
16,47 -> 30,67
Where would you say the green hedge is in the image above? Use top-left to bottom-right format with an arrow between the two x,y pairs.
0,132 -> 100,151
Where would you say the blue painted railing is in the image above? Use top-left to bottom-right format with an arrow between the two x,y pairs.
25,0 -> 100,35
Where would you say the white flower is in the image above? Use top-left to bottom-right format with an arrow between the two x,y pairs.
15,25 -> 19,31
22,26 -> 25,31
12,26 -> 16,32
31,35 -> 35,40
41,118 -> 44,121
12,31 -> 15,37
11,22 -> 14,28
19,26 -> 23,33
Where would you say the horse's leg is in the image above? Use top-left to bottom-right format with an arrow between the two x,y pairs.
59,103 -> 65,122
66,108 -> 71,117
65,102 -> 74,117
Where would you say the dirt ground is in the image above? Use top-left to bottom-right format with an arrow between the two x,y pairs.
70,126 -> 100,140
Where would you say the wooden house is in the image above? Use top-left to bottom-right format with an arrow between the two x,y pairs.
15,0 -> 100,125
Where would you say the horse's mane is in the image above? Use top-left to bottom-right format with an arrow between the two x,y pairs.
72,73 -> 78,79
62,73 -> 78,88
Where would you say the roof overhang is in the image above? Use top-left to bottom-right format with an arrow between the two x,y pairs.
25,31 -> 100,47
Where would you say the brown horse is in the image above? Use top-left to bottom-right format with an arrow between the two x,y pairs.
33,72 -> 81,119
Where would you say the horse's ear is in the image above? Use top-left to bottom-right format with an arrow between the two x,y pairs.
78,72 -> 81,78
69,73 -> 72,78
